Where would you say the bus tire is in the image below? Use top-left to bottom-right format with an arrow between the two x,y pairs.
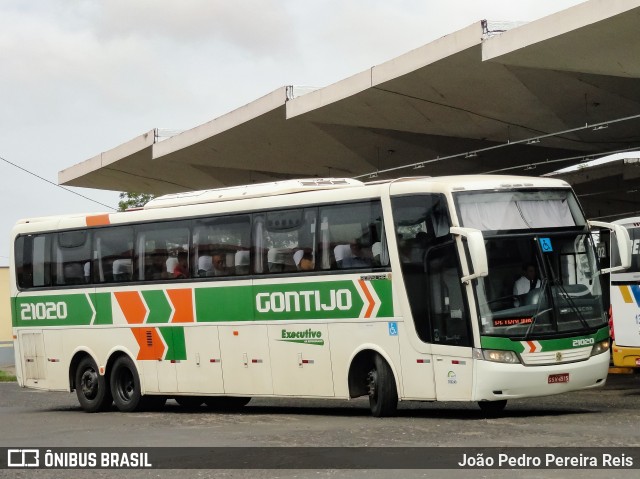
367,355 -> 398,417
478,400 -> 507,416
175,396 -> 205,408
110,355 -> 143,412
204,397 -> 251,410
75,356 -> 112,413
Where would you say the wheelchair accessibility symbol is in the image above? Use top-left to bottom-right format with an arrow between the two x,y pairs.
388,322 -> 398,336
539,237 -> 553,253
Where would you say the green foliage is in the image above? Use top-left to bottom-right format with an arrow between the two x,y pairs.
0,370 -> 16,382
118,192 -> 155,211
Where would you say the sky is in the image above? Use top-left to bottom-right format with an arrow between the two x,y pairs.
0,0 -> 588,266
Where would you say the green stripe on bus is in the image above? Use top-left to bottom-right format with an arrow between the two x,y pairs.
14,294 -> 94,327
160,326 -> 186,360
14,278 -> 394,327
142,290 -> 172,324
91,292 -> 113,325
480,326 -> 609,352
195,285 -> 254,322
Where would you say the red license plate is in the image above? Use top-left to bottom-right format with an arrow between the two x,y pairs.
548,373 -> 570,384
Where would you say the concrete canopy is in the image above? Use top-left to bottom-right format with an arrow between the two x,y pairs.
59,0 -> 640,219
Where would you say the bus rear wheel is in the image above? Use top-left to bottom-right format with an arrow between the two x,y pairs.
110,356 -> 143,412
367,355 -> 398,417
75,356 -> 112,413
478,400 -> 507,416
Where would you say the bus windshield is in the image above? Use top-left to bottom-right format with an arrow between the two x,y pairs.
474,233 -> 606,338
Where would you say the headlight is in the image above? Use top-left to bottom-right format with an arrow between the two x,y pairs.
590,339 -> 610,356
480,349 -> 521,364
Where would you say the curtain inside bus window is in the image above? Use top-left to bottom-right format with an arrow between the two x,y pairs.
456,190 -> 583,230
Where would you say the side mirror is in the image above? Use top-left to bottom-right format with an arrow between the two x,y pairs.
588,220 -> 631,273
450,226 -> 488,283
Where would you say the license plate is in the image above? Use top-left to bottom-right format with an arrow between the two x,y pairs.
548,373 -> 570,384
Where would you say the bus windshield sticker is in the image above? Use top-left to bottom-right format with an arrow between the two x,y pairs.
539,237 -> 553,252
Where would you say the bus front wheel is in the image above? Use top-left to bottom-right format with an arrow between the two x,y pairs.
110,355 -> 143,412
75,356 -> 112,413
367,355 -> 398,417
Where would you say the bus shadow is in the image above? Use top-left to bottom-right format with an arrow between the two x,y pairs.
152,402 -> 599,420
48,399 -> 602,419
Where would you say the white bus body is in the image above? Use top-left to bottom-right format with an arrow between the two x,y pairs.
10,176 -> 621,416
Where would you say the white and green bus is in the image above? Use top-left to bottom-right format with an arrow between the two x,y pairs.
10,176 -> 630,416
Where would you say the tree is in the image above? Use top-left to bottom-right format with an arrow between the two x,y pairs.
118,192 -> 155,211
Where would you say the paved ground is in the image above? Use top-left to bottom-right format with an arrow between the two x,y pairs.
1,372 -> 639,478
0,344 -> 13,372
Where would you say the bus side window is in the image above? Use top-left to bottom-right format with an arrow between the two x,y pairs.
135,223 -> 191,282
94,226 -> 134,284
53,230 -> 91,287
318,201 -> 386,271
194,214 -> 251,277
257,208 -> 317,275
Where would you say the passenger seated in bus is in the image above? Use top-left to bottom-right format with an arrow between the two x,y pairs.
63,262 -> 85,285
341,240 -> 371,268
513,262 -> 541,306
197,254 -> 211,276
113,258 -> 132,282
268,248 -> 293,273
172,251 -> 189,279
235,250 -> 250,275
294,249 -> 314,271
211,252 -> 230,276
333,244 -> 351,268
145,252 -> 167,280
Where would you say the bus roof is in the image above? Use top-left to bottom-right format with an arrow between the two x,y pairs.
12,175 -> 573,231
144,178 -> 364,209
145,175 -> 572,210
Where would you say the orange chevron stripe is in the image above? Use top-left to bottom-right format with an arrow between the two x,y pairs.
131,327 -> 165,360
86,214 -> 110,226
358,280 -> 375,318
167,289 -> 194,323
114,291 -> 147,324
526,340 -> 536,353
619,285 -> 634,303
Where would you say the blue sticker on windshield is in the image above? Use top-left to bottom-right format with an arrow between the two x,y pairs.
539,237 -> 553,252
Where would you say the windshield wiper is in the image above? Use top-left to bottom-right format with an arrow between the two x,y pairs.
523,277 -> 548,340
549,277 -> 591,330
